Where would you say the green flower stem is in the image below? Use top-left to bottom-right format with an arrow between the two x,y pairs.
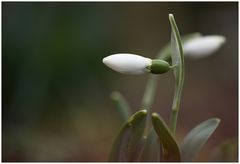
141,75 -> 158,110
141,43 -> 174,137
169,106 -> 179,135
141,44 -> 174,127
141,75 -> 158,136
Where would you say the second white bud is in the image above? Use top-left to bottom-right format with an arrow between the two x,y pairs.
183,35 -> 226,58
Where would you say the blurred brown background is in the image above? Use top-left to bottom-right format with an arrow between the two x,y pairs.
2,2 -> 238,162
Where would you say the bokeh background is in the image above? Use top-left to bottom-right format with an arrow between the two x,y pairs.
2,2 -> 238,162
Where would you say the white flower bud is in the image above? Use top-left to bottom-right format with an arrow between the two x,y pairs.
183,35 -> 226,58
102,53 -> 151,75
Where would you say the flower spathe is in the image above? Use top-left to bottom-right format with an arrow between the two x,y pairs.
103,53 -> 151,75
183,35 -> 226,58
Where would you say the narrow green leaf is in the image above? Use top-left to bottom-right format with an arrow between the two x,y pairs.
109,110 -> 147,162
180,118 -> 221,161
111,91 -> 131,122
140,129 -> 161,162
168,14 -> 185,135
169,14 -> 184,110
151,113 -> 181,161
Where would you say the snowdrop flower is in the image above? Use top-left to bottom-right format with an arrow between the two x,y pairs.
103,53 -> 171,75
183,35 -> 226,58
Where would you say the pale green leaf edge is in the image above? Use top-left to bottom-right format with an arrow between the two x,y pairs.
180,118 -> 220,161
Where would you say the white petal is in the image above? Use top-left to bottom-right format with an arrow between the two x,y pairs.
183,35 -> 226,58
102,53 -> 151,74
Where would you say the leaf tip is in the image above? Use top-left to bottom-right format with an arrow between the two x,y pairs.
214,118 -> 221,124
209,118 -> 221,125
110,91 -> 119,99
151,112 -> 159,118
141,109 -> 147,114
127,109 -> 147,124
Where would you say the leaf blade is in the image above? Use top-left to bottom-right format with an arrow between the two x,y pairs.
168,14 -> 185,135
151,113 -> 181,161
169,14 -> 184,111
108,110 -> 147,162
180,118 -> 220,161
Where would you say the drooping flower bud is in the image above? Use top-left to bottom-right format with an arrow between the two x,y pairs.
183,35 -> 226,58
103,53 -> 173,75
102,53 -> 151,75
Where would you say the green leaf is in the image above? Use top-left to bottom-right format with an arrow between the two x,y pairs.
168,14 -> 185,135
211,138 -> 238,162
169,14 -> 184,110
109,110 -> 147,162
180,118 -> 220,161
140,129 -> 161,162
111,91 -> 131,122
151,113 -> 181,161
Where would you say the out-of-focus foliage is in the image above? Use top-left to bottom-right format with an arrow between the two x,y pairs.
211,138 -> 238,162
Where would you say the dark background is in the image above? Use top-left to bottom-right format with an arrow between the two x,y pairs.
2,2 -> 238,161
